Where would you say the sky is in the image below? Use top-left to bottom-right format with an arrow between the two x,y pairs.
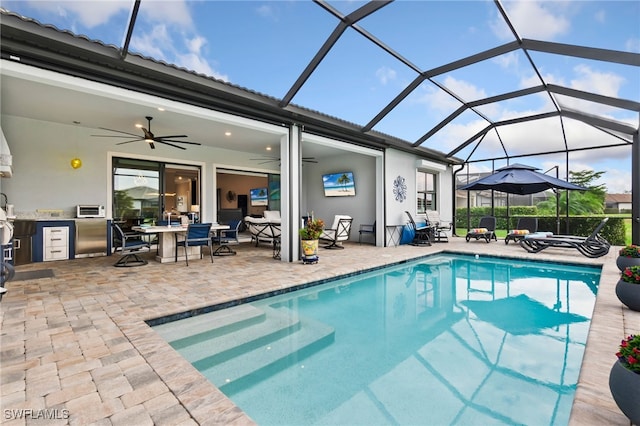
3,0 -> 639,193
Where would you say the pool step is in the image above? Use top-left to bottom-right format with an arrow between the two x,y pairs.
153,304 -> 266,346
178,306 -> 303,365
201,314 -> 335,393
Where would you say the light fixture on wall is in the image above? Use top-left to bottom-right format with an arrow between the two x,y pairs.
70,157 -> 82,169
70,121 -> 82,169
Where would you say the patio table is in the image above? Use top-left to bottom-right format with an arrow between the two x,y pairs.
132,224 -> 229,263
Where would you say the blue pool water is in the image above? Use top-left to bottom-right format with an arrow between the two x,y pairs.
152,254 -> 601,425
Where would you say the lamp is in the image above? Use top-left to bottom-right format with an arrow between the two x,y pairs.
70,157 -> 82,169
189,205 -> 200,224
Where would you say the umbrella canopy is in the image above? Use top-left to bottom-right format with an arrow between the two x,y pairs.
459,163 -> 587,195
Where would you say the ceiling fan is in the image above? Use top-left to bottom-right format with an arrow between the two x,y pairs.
250,156 -> 318,165
92,116 -> 201,150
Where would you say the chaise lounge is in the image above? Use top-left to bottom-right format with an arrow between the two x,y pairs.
519,217 -> 610,258
465,216 -> 498,243
505,217 -> 538,245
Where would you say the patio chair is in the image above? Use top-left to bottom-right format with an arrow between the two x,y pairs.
505,217 -> 538,245
465,216 -> 498,243
320,215 -> 353,249
358,221 -> 376,244
519,217 -> 610,258
112,222 -> 151,267
212,219 -> 240,256
425,210 -> 451,242
175,223 -> 213,266
405,211 -> 434,246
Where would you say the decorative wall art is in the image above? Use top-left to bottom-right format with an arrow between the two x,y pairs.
393,175 -> 407,202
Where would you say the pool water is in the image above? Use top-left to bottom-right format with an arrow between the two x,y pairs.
152,254 -> 601,425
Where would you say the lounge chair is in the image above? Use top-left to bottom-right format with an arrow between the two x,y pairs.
425,210 -> 451,242
405,211 -> 434,246
505,217 -> 538,245
465,216 -> 498,243
519,217 -> 610,258
320,215 -> 353,249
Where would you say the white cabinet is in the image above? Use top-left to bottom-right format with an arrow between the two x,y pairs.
43,226 -> 69,261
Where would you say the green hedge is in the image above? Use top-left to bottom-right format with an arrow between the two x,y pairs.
454,207 -> 625,245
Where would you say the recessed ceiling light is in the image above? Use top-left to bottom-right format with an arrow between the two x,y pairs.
225,131 -> 232,136
135,123 -> 143,128
266,146 -> 272,151
157,107 -> 165,111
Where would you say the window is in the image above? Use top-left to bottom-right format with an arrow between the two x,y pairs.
112,157 -> 200,225
417,171 -> 437,214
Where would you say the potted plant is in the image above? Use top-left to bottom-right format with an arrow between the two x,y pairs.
616,265 -> 640,311
609,334 -> 640,424
616,244 -> 640,271
299,214 -> 324,263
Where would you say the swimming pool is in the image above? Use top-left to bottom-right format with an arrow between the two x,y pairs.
152,254 -> 601,425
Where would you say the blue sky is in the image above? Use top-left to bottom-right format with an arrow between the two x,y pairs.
3,0 -> 639,193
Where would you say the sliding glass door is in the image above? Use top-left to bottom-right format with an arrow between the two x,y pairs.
112,157 -> 200,228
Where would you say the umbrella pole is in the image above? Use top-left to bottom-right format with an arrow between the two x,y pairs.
556,190 -> 560,235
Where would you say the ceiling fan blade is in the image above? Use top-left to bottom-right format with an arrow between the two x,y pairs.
97,127 -> 141,137
155,134 -> 188,139
92,135 -> 143,139
115,139 -> 144,145
156,140 -> 186,150
158,139 -> 201,145
303,159 -> 319,163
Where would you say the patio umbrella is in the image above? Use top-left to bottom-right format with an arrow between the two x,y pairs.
458,163 -> 587,195
459,163 -> 587,234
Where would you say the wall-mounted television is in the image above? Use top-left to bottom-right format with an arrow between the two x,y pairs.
322,172 -> 356,197
250,187 -> 268,206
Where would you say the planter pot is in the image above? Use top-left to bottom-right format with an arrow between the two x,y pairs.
301,239 -> 319,263
615,280 -> 640,311
616,255 -> 640,271
609,360 -> 640,424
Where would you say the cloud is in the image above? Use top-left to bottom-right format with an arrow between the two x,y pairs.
491,1 -> 571,40
375,66 -> 397,85
23,0 -> 130,28
255,4 -> 279,21
626,38 -> 640,53
127,1 -> 228,81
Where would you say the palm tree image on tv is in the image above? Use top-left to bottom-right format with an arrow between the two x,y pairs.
337,173 -> 352,192
323,172 -> 356,197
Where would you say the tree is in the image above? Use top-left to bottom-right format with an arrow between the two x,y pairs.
337,173 -> 352,192
536,170 -> 607,215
